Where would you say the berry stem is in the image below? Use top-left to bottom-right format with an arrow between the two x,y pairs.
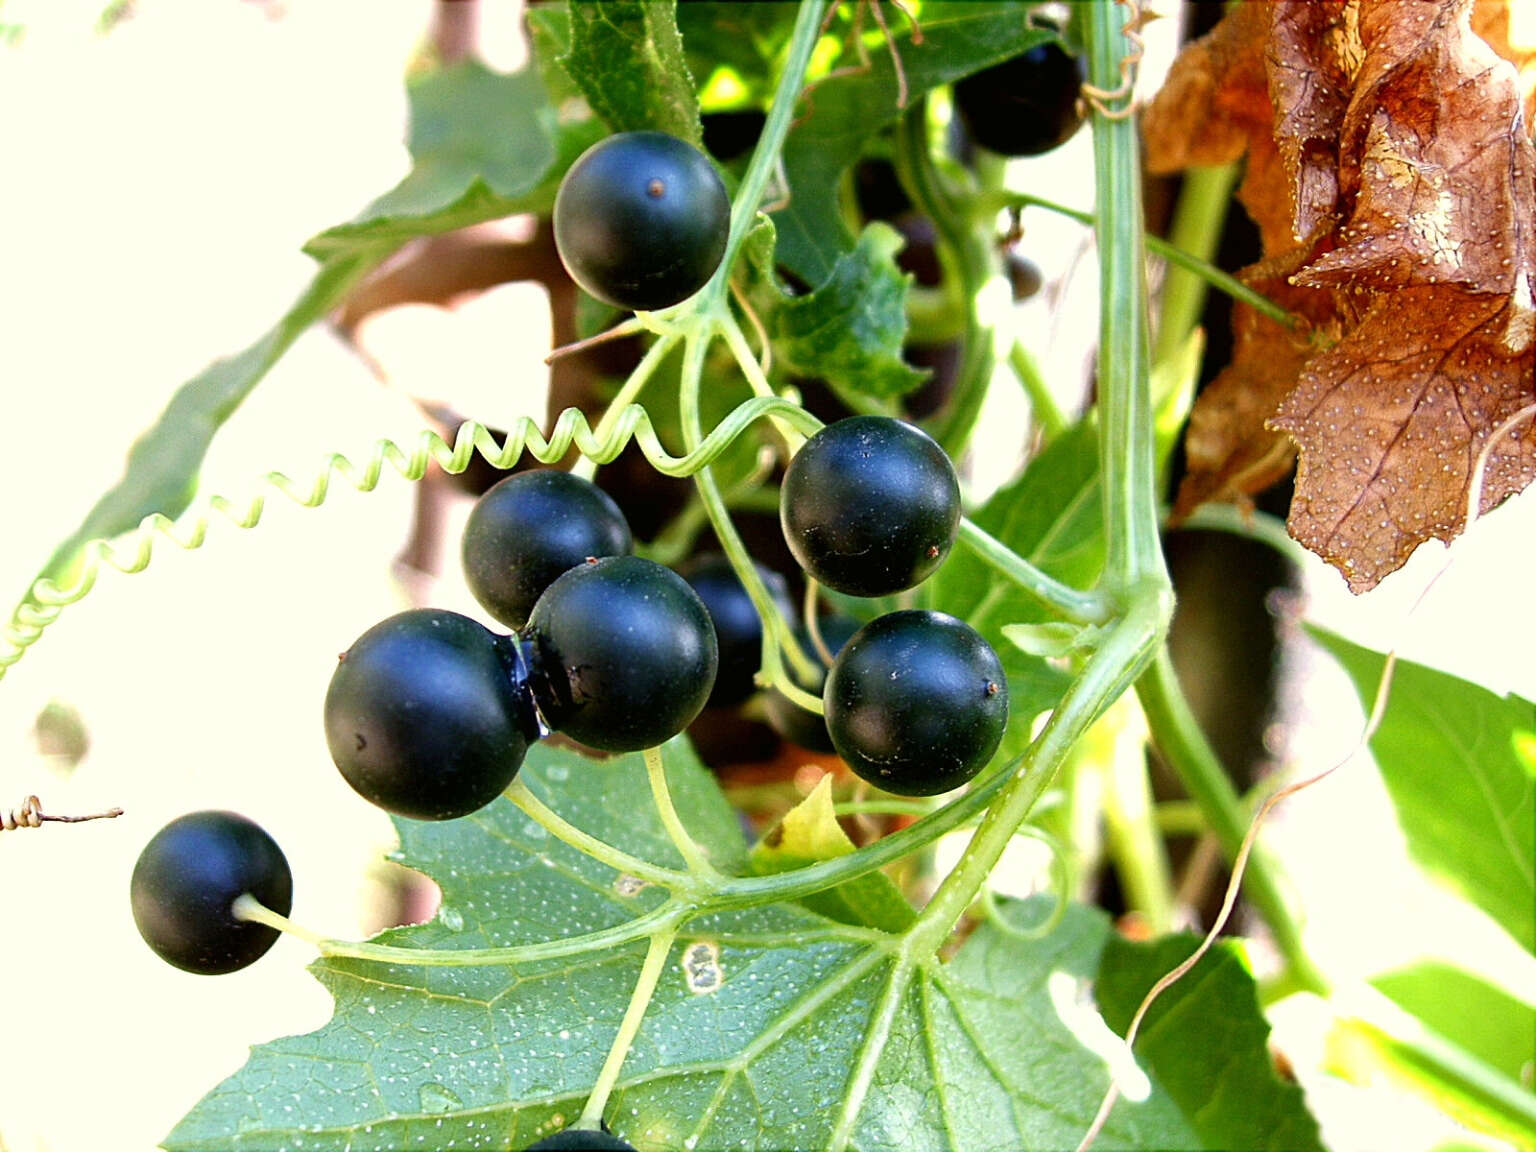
576,927 -> 678,1130
955,519 -> 1110,625
232,892 -> 692,968
644,744 -> 722,881
506,777 -> 692,890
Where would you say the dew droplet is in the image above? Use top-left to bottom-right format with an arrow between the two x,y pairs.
419,1083 -> 463,1114
440,906 -> 465,932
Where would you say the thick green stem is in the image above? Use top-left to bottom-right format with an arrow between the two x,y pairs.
1087,1 -> 1164,594
908,600 -> 1168,956
1135,649 -> 1329,996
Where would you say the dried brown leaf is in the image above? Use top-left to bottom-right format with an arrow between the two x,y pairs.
1148,0 -> 1536,592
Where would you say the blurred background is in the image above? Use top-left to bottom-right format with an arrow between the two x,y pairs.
0,3 -> 1531,1150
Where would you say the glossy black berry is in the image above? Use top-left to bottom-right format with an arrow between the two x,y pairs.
825,611 -> 1008,796
130,810 -> 292,975
954,41 -> 1087,157
325,609 -> 540,821
524,555 -> 718,752
764,612 -> 862,752
781,416 -> 961,597
682,553 -> 796,708
553,130 -> 730,312
462,469 -> 633,630
524,1130 -> 637,1151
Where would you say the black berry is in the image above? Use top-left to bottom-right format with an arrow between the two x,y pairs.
324,609 -> 539,821
524,1130 -> 637,1151
954,41 -> 1087,158
682,553 -> 796,708
553,130 -> 730,312
130,810 -> 292,975
824,611 -> 1008,796
780,416 -> 961,597
462,469 -> 633,630
523,555 -> 718,752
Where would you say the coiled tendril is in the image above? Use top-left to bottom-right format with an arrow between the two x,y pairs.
1,397 -> 823,681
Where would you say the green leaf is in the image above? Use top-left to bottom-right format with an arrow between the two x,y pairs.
1372,961 -> 1536,1087
927,422 -> 1105,759
1095,933 -> 1328,1152
1311,629 -> 1536,954
749,777 -> 916,933
562,0 -> 702,142
24,58 -> 572,606
167,744 -> 1219,1152
307,61 -> 569,256
740,216 -> 926,400
774,4 -> 1052,284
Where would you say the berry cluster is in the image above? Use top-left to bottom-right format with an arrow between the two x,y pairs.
126,125 -> 1015,1152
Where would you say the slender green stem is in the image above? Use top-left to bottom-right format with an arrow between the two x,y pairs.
1135,649 -> 1329,996
956,518 -> 1110,624
701,0 -> 830,306
505,777 -> 688,889
645,745 -> 721,880
895,99 -> 996,459
1099,697 -> 1176,933
577,928 -> 678,1130
999,191 -> 1299,332
1009,339 -> 1071,442
1153,163 -> 1240,368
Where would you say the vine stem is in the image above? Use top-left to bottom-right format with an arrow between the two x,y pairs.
904,0 -> 1174,959
1135,651 -> 1328,996
575,927 -> 678,1130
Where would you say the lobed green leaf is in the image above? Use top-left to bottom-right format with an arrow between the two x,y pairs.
166,743 -> 1232,1152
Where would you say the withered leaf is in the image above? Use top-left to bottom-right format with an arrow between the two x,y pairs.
1150,0 -> 1536,592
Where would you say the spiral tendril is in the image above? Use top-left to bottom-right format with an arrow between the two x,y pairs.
0,397 -> 822,682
